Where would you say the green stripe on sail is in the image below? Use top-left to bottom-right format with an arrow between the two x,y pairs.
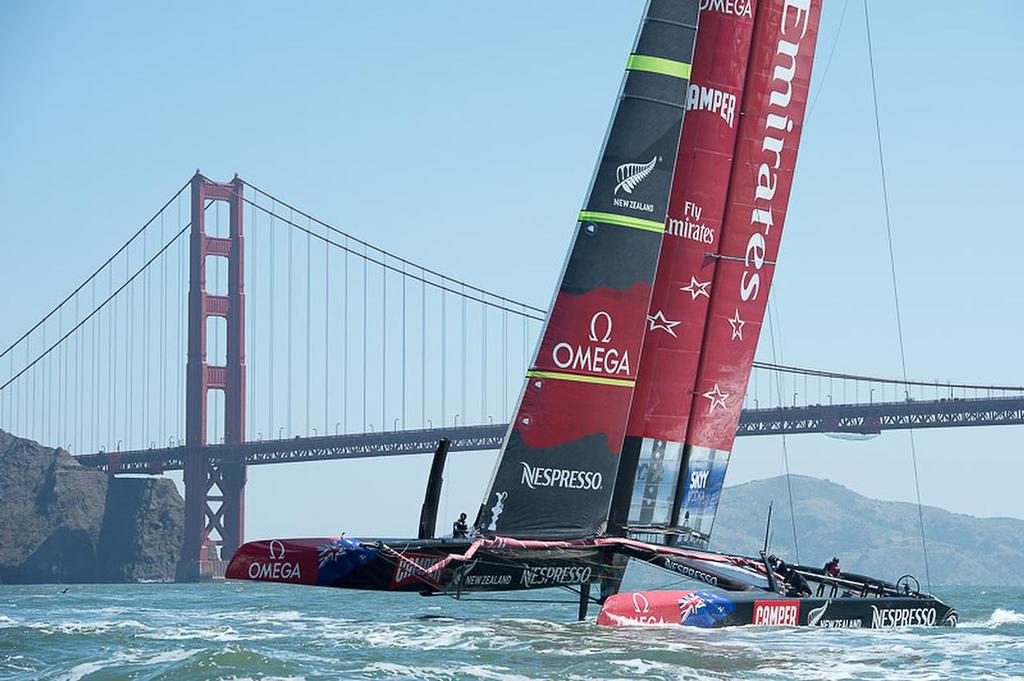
526,370 -> 635,389
626,54 -> 692,80
578,211 -> 664,234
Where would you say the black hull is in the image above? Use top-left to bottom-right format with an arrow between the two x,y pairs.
226,536 -> 605,594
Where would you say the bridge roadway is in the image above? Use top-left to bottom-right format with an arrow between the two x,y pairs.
75,395 -> 1024,473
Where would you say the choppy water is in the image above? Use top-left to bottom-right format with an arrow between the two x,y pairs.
1,583 -> 1022,680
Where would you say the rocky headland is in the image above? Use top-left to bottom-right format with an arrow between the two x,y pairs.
0,430 -> 183,583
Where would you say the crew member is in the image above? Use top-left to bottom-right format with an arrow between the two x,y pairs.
824,557 -> 841,578
784,565 -> 812,597
770,555 -> 811,597
452,512 -> 469,538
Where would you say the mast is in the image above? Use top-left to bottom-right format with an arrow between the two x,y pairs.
476,0 -> 702,540
610,0 -> 762,538
673,0 -> 823,546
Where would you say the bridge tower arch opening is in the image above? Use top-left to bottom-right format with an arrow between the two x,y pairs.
177,172 -> 246,582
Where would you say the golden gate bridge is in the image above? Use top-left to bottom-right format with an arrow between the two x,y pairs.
2,172 -> 1022,580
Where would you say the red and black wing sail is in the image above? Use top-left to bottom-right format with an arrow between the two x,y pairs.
612,0 -> 761,536
476,0 -> 701,540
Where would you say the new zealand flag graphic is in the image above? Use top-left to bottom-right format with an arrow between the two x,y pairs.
315,538 -> 377,586
677,590 -> 735,628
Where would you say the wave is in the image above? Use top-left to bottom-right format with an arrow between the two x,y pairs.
25,619 -> 148,635
361,661 -> 536,680
966,608 -> 1024,629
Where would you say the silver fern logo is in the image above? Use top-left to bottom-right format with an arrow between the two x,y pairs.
807,601 -> 829,626
614,156 -> 657,195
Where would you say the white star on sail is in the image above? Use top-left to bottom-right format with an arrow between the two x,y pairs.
728,309 -> 746,341
647,310 -> 681,337
701,383 -> 729,414
680,276 -> 711,300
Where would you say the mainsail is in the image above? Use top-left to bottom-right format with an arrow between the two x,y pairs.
674,0 -> 823,546
611,0 -> 761,537
476,0 -> 701,539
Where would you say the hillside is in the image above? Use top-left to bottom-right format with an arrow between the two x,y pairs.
712,475 -> 1024,586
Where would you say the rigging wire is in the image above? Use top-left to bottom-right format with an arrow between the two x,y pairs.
766,299 -> 800,563
806,0 -> 851,123
863,0 -> 931,591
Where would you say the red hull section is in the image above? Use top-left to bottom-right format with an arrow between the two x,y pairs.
225,538 -> 324,586
599,589 -> 957,629
598,589 -> 693,626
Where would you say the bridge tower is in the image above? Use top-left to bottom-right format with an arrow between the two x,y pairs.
177,172 -> 247,581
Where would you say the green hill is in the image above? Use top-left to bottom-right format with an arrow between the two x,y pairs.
711,475 -> 1024,586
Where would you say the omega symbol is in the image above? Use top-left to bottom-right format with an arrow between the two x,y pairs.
589,311 -> 613,343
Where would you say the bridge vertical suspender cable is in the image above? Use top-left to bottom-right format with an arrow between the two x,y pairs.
287,207 -> 294,438
421,267 -> 426,429
441,278 -> 446,428
324,213 -> 330,436
250,196 -> 257,442
362,244 -> 368,431
342,235 -> 348,434
306,215 -> 312,437
864,0 -> 931,591
401,262 -> 406,430
382,251 -> 387,431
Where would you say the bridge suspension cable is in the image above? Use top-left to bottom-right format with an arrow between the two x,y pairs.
0,223 -> 191,394
0,180 -> 191,364
238,178 -> 548,319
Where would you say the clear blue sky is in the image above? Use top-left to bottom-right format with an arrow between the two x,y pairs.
1,1 -> 1022,542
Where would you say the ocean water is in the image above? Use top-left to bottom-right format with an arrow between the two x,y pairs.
1,583 -> 1021,680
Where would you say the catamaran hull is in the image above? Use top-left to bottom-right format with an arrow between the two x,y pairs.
597,589 -> 958,628
226,536 -> 605,594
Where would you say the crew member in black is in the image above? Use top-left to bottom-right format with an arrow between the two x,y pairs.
452,512 -> 469,538
784,565 -> 812,597
769,555 -> 811,597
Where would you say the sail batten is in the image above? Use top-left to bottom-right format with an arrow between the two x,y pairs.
476,0 -> 702,540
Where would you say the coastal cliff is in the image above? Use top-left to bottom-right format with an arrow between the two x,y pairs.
0,430 -> 183,583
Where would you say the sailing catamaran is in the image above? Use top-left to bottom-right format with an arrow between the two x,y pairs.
227,0 -> 957,629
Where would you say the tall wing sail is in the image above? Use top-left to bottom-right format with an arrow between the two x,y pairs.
611,0 -> 761,537
476,0 -> 701,540
676,0 -> 823,547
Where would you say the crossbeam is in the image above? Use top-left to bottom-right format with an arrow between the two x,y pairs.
75,395 -> 1024,473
